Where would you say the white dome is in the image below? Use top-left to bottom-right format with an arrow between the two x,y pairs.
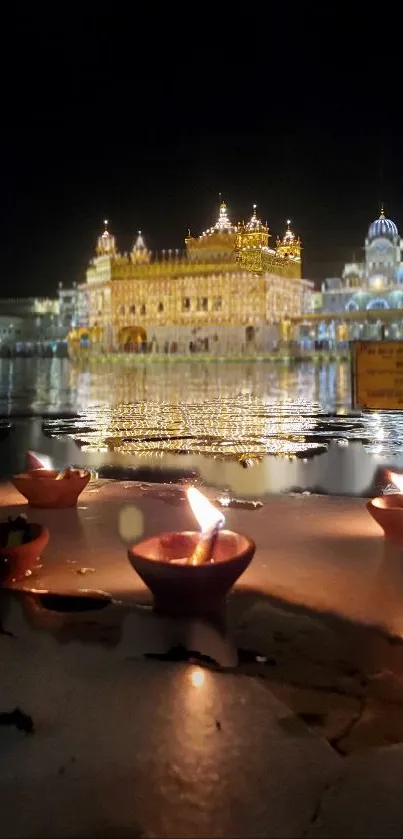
368,210 -> 398,242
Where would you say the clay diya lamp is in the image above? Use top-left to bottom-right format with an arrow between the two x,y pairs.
128,487 -> 255,616
0,515 -> 49,585
367,472 -> 403,544
12,467 -> 90,509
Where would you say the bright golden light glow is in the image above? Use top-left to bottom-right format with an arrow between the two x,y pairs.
28,451 -> 54,470
67,204 -> 308,361
389,472 -> 403,493
190,667 -> 205,689
186,487 -> 225,534
118,505 -> 145,542
43,382 -> 339,460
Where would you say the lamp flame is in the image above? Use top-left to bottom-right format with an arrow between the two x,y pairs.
389,472 -> 403,493
186,487 -> 225,533
186,487 -> 225,566
26,451 -> 54,471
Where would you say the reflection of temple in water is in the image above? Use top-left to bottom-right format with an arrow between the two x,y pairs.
68,360 -> 352,412
66,360 -> 353,460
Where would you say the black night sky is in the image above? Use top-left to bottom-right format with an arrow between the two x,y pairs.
1,4 -> 402,298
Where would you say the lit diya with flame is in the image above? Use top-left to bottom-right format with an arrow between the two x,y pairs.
367,471 -> 403,544
128,487 -> 256,615
11,452 -> 90,509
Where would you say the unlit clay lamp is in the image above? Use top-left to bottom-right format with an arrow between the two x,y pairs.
367,471 -> 403,544
12,466 -> 90,509
128,487 -> 255,615
0,515 -> 49,584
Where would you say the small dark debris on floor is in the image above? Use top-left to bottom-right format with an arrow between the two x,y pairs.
144,645 -> 218,668
0,707 -> 34,734
216,497 -> 263,510
38,593 -> 111,612
0,624 -> 14,638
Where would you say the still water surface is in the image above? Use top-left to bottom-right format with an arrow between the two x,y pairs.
1,357 -> 403,497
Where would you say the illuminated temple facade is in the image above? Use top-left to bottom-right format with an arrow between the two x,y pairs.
296,208 -> 403,348
69,203 -> 313,356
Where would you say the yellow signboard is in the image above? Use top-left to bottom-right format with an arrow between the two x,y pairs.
351,341 -> 403,410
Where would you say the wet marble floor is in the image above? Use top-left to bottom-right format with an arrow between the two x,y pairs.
3,481 -> 403,836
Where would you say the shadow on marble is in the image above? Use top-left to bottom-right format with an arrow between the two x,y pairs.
4,582 -> 403,760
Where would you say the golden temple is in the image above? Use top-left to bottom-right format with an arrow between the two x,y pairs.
68,203 -> 312,356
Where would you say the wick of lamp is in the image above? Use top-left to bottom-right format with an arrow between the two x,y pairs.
187,526 -> 220,566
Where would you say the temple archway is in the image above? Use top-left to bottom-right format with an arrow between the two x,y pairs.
118,325 -> 147,353
366,298 -> 389,310
245,326 -> 255,344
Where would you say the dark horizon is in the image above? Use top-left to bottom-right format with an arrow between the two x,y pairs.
1,5 -> 402,298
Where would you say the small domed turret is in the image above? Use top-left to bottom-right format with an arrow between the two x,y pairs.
235,204 -> 269,252
245,204 -> 266,232
276,220 -> 301,260
368,207 -> 398,242
131,230 -> 150,264
213,201 -> 235,234
96,219 -> 116,256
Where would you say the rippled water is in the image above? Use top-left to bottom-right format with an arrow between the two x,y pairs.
40,358 -> 403,459
1,357 -> 403,496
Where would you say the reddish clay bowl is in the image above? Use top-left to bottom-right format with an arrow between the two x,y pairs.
11,469 -> 90,509
367,495 -> 403,543
0,522 -> 49,584
128,529 -> 255,615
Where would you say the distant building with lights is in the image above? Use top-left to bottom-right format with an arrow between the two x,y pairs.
58,283 -> 79,331
0,296 -> 68,356
68,203 -> 313,356
292,208 -> 403,348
